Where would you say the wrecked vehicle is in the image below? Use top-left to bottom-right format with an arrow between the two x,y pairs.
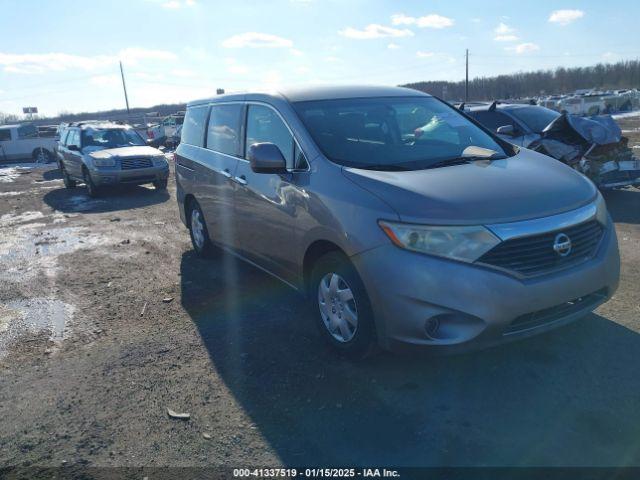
468,103 -> 640,189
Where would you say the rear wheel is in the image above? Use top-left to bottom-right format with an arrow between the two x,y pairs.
83,167 -> 99,197
33,148 -> 52,164
310,251 -> 376,358
187,200 -> 215,258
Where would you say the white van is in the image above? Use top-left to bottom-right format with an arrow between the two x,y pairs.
0,123 -> 57,163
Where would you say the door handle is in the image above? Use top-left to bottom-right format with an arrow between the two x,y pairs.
233,175 -> 247,185
221,169 -> 232,178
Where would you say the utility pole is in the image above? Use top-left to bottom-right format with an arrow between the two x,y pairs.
119,61 -> 131,116
465,49 -> 469,102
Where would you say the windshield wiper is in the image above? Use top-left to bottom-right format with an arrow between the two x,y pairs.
425,155 -> 507,170
356,164 -> 412,171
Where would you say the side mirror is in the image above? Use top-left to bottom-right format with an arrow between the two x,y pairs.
67,144 -> 80,151
248,142 -> 287,174
496,124 -> 515,136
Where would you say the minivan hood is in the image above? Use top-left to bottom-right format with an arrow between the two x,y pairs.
343,149 -> 597,225
86,145 -> 162,159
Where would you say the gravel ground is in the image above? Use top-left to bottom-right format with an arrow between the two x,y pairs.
1,133 -> 640,474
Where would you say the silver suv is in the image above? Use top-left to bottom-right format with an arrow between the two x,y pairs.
175,86 -> 620,357
57,121 -> 169,197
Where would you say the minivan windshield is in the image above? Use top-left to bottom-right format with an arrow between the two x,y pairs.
81,128 -> 146,149
293,96 -> 509,170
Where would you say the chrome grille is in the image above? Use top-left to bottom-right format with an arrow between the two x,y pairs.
478,220 -> 604,277
121,157 -> 152,170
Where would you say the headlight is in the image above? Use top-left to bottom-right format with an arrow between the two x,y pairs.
92,157 -> 115,167
595,191 -> 608,226
379,221 -> 500,262
152,156 -> 168,167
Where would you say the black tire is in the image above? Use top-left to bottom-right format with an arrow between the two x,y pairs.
310,251 -> 377,359
83,167 -> 100,198
187,200 -> 215,258
32,148 -> 52,164
60,164 -> 76,188
153,179 -> 168,190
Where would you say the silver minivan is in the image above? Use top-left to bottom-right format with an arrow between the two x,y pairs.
175,86 -> 620,357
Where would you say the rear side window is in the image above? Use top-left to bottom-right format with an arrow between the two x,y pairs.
67,130 -> 80,147
470,111 -> 515,132
207,104 -> 243,156
181,105 -> 209,147
17,124 -> 38,139
0,129 -> 10,141
59,129 -> 69,145
245,104 -> 294,166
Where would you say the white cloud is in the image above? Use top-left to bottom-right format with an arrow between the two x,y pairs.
493,23 -> 518,41
387,43 -> 400,50
324,56 -> 342,63
0,48 -> 176,74
170,69 -> 196,77
224,58 -> 249,75
290,48 -> 304,57
119,48 -> 176,64
494,34 -> 519,42
391,13 -> 454,29
548,9 -> 584,25
416,51 -> 435,58
295,66 -> 311,75
339,24 -> 414,39
89,75 -> 120,87
471,18 -> 482,23
505,42 -> 540,54
161,0 -> 196,8
494,22 -> 514,35
222,32 -> 293,48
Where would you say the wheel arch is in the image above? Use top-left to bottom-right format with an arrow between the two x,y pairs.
302,239 -> 349,296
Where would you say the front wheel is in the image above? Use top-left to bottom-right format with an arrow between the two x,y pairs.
61,164 -> 76,188
310,252 -> 376,358
83,168 -> 99,197
33,148 -> 52,164
153,179 -> 168,190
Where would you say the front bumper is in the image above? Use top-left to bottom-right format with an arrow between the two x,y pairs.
351,218 -> 620,354
88,165 -> 169,186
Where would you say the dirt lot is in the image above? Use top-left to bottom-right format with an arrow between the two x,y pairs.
1,123 -> 640,474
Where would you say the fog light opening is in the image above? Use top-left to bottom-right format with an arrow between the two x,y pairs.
425,317 -> 441,339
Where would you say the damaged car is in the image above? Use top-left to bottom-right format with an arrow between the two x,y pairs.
56,121 -> 170,197
467,102 -> 640,190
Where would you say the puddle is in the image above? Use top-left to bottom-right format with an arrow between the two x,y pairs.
0,211 -> 45,227
0,298 -> 75,358
0,225 -> 108,281
0,168 -> 27,183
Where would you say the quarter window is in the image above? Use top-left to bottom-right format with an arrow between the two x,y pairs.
0,129 -> 10,141
245,104 -> 294,167
207,104 -> 243,156
181,105 -> 209,147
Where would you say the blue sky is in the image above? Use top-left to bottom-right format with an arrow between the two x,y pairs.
1,0 -> 639,116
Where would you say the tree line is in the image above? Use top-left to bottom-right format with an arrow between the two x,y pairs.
403,59 -> 640,101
